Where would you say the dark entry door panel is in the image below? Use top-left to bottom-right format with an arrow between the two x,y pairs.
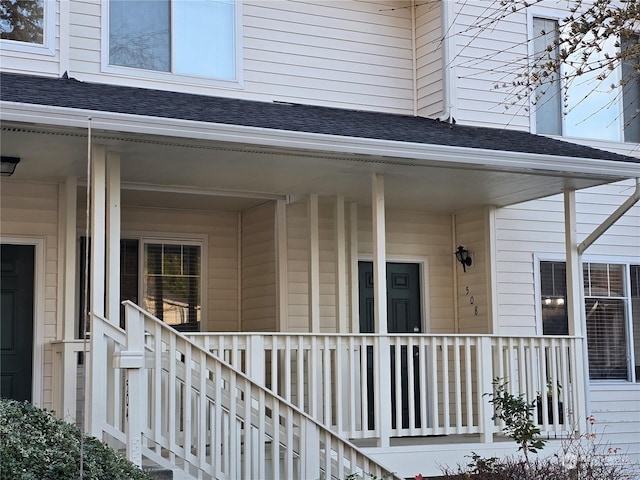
1,244 -> 35,402
359,261 -> 422,429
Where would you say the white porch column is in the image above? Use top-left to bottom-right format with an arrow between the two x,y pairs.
106,152 -> 121,324
308,194 -> 320,332
564,189 -> 588,433
335,195 -> 347,332
58,177 -> 77,340
54,177 -> 78,422
371,174 -> 387,334
87,144 -> 107,438
276,199 -> 289,331
372,174 -> 391,447
349,202 -> 359,333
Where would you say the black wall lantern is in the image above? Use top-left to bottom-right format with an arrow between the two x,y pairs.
1,156 -> 20,177
455,246 -> 472,272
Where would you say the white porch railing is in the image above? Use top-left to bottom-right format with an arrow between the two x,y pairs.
78,302 -> 399,480
186,333 -> 584,443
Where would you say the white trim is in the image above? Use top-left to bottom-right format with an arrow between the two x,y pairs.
58,0 -> 70,76
2,101 -> 637,180
0,0 -> 55,57
100,0 -> 241,89
526,8 -> 563,136
527,7 -> 628,143
0,236 -> 46,407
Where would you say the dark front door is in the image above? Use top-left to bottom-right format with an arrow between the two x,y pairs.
1,244 -> 35,402
359,261 -> 422,429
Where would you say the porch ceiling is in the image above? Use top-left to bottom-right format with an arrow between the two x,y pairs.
0,122 -> 633,212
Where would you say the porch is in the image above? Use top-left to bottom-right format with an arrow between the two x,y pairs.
53,302 -> 581,478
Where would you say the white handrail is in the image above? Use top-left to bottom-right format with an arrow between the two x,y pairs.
88,301 -> 400,480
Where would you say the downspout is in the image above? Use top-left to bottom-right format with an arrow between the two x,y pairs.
439,0 -> 456,123
578,177 -> 640,255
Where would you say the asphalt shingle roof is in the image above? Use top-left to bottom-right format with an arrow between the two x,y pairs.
1,72 -> 638,164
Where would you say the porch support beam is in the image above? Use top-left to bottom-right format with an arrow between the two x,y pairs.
60,177 -> 77,340
564,189 -> 582,337
87,144 -> 107,438
371,174 -> 392,448
308,194 -> 320,332
106,152 -> 121,324
371,174 -> 387,334
564,189 -> 588,433
335,195 -> 347,332
578,178 -> 639,255
349,202 -> 359,333
276,199 -> 288,331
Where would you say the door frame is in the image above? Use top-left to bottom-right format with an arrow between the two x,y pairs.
357,255 -> 431,332
1,237 -> 45,406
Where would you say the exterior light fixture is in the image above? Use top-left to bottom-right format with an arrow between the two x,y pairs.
455,246 -> 472,272
1,156 -> 20,176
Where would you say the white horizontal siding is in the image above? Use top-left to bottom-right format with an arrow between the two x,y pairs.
589,385 -> 640,463
415,0 -> 443,117
455,208 -> 491,333
451,0 -> 531,129
0,181 -> 59,410
495,179 -> 640,335
65,0 -> 416,114
242,203 -> 276,331
115,206 -> 239,332
359,206 -> 455,333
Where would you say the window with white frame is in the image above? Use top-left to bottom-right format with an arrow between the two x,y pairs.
539,260 -> 640,381
531,16 -> 639,142
143,242 -> 201,330
108,0 -> 236,80
0,0 -> 44,43
80,237 -> 203,333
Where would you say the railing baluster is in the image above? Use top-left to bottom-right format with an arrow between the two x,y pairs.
454,336 -> 462,431
441,336 -> 449,435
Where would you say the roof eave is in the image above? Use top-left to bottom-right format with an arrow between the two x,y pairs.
1,100 -> 638,181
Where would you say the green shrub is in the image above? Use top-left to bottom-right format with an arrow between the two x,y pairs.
0,398 -> 149,480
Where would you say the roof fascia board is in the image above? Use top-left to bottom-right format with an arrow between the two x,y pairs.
1,101 -> 638,180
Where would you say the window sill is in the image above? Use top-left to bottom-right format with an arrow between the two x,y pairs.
0,39 -> 55,57
101,64 -> 242,91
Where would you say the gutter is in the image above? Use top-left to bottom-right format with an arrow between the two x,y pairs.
1,101 -> 638,180
578,177 -> 640,255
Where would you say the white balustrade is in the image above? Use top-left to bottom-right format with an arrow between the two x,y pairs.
188,332 -> 581,442
55,306 -> 582,479
80,302 -> 398,480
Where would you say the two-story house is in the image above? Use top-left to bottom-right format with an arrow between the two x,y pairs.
1,1 -> 638,478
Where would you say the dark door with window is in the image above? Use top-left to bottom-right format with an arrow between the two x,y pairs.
359,261 -> 422,429
1,244 -> 35,402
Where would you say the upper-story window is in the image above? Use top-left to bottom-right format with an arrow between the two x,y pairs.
0,0 -> 53,54
531,16 -> 639,143
108,0 -> 236,80
0,0 -> 43,43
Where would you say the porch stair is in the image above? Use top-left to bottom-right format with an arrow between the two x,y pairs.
87,301 -> 400,480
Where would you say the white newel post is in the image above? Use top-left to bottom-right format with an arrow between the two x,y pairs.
479,337 -> 494,443
248,335 -> 265,385
371,174 -> 391,446
116,303 -> 146,466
